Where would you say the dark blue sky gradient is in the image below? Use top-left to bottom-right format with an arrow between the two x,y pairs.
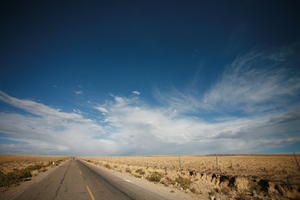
1,1 -> 299,103
0,1 -> 300,154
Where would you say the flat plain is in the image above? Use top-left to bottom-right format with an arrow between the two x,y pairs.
0,154 -> 69,188
0,154 -> 69,173
1,154 -> 300,200
81,154 -> 300,200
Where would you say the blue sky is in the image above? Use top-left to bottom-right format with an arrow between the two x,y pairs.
0,1 -> 300,155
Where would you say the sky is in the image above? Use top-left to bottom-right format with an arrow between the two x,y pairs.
0,0 -> 300,155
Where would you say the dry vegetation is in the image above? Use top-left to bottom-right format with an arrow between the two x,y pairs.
81,154 -> 300,200
0,154 -> 69,188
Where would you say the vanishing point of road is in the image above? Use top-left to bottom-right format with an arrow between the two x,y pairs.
14,159 -> 168,200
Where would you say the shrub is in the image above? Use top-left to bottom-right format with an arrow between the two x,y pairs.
18,168 -> 32,179
27,164 -> 43,171
146,172 -> 163,182
125,168 -> 132,173
190,188 -> 196,193
104,164 -> 111,169
0,168 -> 32,187
165,176 -> 176,185
134,174 -> 142,178
135,168 -> 145,175
0,160 -> 64,187
176,176 -> 192,190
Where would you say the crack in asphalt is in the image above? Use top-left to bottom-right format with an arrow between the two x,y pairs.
53,161 -> 71,200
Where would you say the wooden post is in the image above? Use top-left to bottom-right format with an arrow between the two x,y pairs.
178,155 -> 182,169
215,154 -> 218,170
293,152 -> 300,170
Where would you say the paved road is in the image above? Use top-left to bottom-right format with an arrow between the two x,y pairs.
14,160 -> 168,200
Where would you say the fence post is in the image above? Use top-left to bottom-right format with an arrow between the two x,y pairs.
215,154 -> 218,170
178,155 -> 182,169
293,152 -> 300,171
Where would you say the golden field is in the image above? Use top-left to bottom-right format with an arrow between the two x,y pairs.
81,154 -> 300,200
0,154 -> 69,174
0,154 -> 69,188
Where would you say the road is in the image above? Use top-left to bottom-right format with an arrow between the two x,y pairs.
14,159 -> 168,200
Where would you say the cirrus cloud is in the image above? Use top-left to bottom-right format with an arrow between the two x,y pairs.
0,46 -> 300,155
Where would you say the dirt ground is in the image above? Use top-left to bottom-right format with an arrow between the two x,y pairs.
80,154 -> 300,200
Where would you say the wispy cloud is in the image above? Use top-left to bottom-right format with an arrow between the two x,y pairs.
74,90 -> 83,95
95,106 -> 108,114
132,90 -> 141,95
0,45 -> 299,155
0,91 -> 85,121
155,45 -> 300,116
201,51 -> 300,114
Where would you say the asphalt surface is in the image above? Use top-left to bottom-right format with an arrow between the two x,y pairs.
14,159 -> 168,200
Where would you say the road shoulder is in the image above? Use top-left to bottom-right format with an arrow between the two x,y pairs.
80,160 -> 200,200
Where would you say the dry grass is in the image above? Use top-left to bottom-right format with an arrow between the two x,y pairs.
81,154 -> 300,200
81,154 -> 300,181
0,154 -> 69,174
0,154 -> 69,188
